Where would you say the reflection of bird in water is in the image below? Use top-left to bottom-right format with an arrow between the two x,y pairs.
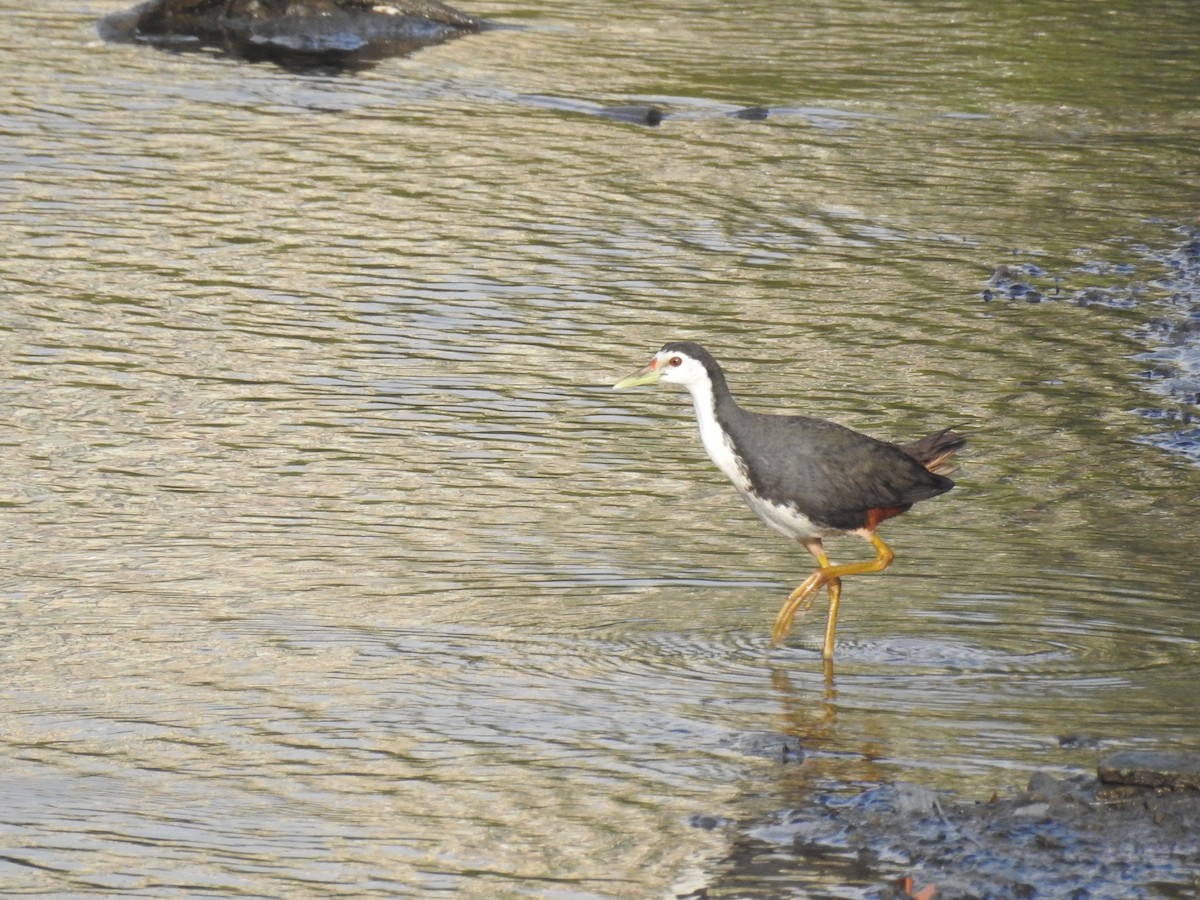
615,342 -> 966,660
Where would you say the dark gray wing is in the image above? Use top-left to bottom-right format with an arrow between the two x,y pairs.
727,412 -> 953,530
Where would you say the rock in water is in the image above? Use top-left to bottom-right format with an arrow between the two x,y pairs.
1097,750 -> 1200,791
99,0 -> 483,67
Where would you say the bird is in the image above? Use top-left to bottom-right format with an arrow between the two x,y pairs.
613,341 -> 965,660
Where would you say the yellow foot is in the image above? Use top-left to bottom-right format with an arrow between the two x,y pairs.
769,571 -> 827,647
768,533 -> 895,658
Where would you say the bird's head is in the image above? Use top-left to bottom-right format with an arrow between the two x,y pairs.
613,342 -> 715,391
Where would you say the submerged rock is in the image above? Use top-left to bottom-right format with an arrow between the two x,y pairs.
722,730 -> 806,764
99,0 -> 484,67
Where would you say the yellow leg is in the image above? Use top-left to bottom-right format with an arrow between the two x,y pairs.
769,541 -> 837,648
770,533 -> 895,657
822,566 -> 841,661
772,543 -> 840,636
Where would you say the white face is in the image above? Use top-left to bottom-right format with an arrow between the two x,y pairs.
651,349 -> 709,388
613,345 -> 712,392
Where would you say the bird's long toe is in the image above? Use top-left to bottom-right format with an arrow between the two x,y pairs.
769,572 -> 825,645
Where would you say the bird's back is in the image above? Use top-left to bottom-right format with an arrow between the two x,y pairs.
720,406 -> 955,532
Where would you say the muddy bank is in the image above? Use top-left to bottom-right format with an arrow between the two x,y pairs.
691,749 -> 1200,898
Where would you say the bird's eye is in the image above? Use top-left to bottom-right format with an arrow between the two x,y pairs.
668,356 -> 683,367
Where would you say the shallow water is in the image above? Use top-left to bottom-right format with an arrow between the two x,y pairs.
1,0 -> 1198,896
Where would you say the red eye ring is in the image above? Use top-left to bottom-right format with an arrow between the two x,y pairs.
668,356 -> 683,367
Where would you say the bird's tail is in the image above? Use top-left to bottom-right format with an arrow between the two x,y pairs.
901,427 -> 967,476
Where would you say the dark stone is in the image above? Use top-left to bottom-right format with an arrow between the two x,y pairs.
687,813 -> 731,831
1097,750 -> 1200,790
1027,770 -> 1078,804
99,0 -> 483,68
1057,733 -> 1101,749
988,264 -> 1018,286
595,105 -> 665,126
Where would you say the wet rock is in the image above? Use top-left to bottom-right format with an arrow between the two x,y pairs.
723,731 -> 805,764
1058,732 -> 1102,749
707,766 -> 1200,897
515,95 -> 669,127
594,105 -> 665,127
687,812 -> 732,831
99,0 -> 483,67
1026,769 -> 1081,804
889,781 -> 942,815
1097,749 -> 1200,791
981,262 -> 1048,304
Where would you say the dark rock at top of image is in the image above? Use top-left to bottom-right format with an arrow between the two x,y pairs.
99,0 -> 484,69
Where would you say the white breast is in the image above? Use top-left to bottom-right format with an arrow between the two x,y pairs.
741,492 -> 825,541
687,378 -> 752,490
684,377 -> 826,542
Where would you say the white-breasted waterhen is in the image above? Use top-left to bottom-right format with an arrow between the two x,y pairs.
613,341 -> 965,660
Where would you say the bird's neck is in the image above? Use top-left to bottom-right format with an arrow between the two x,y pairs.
683,368 -> 749,488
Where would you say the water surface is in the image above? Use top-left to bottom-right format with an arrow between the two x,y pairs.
1,0 -> 1198,896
